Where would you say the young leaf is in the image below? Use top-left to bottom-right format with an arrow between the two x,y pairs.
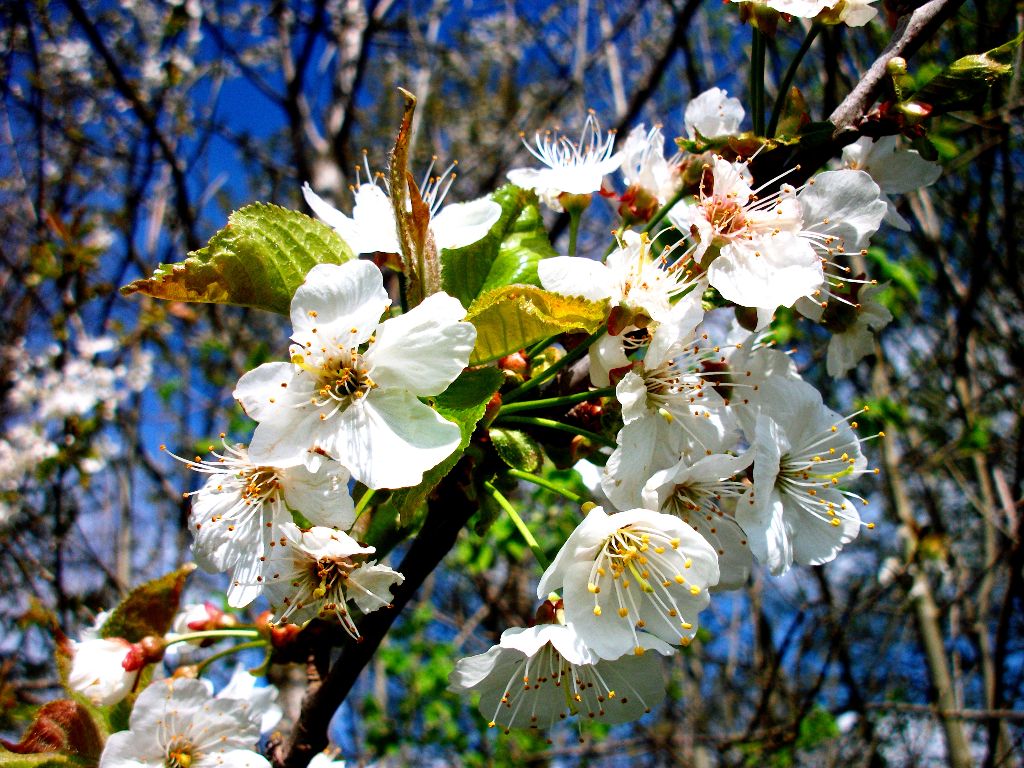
441,184 -> 556,307
386,367 -> 503,523
100,564 -> 195,642
0,701 -> 101,762
489,428 -> 544,473
911,32 -> 1023,116
121,204 -> 354,314
465,285 -> 606,364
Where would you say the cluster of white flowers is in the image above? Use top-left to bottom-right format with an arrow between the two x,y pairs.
450,89 -> 939,733
173,239 -> 497,635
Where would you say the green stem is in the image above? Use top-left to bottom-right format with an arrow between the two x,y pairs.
568,208 -> 582,257
496,415 -> 616,448
642,185 -> 688,235
503,327 -> 607,402
507,468 -> 583,504
353,488 -> 376,523
751,27 -> 767,137
498,386 -> 616,416
767,23 -> 821,138
484,481 -> 550,569
164,628 -> 262,647
195,640 -> 267,675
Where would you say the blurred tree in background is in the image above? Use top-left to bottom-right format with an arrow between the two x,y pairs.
0,0 -> 1021,765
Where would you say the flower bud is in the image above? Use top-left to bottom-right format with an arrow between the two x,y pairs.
68,637 -> 141,706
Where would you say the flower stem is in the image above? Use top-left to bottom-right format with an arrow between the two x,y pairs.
195,639 -> 267,675
497,386 -> 616,416
767,23 -> 822,138
568,208 -> 582,257
495,415 -> 616,448
503,327 -> 607,402
507,468 -> 583,504
484,480 -> 550,569
353,488 -> 376,523
164,628 -> 263,647
750,27 -> 767,137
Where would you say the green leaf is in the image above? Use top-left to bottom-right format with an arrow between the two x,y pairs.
387,368 -> 503,523
465,285 -> 606,365
120,203 -> 355,314
489,428 -> 543,473
440,185 -> 556,307
911,32 -> 1023,116
100,564 -> 194,642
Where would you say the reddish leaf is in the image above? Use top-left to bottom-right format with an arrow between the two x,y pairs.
0,700 -> 101,759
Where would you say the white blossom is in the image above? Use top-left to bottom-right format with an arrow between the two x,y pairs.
737,378 -> 871,575
234,260 -> 476,490
507,113 -> 622,210
537,507 -> 719,659
170,440 -> 353,608
826,282 -> 893,377
668,160 -> 886,322
619,124 -> 680,204
449,620 -> 670,730
303,160 -> 500,255
684,88 -> 744,141
99,678 -> 269,768
263,523 -> 404,639
68,637 -> 140,707
641,451 -> 754,590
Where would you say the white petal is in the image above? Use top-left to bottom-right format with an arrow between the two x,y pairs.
365,292 -> 475,396
684,87 -> 744,139
233,363 -> 310,424
348,561 -> 404,613
431,198 -> 502,251
709,233 -> 823,311
289,260 -> 389,345
538,256 -> 616,302
800,170 -> 886,251
280,462 -> 354,528
349,184 -> 401,254
327,390 -> 461,489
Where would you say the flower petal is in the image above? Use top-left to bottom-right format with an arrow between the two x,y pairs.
365,292 -> 475,397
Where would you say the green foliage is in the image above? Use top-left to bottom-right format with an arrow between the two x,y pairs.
440,185 -> 556,307
120,204 -> 354,314
385,367 -> 503,524
465,285 -> 606,364
100,564 -> 193,642
911,32 -> 1023,115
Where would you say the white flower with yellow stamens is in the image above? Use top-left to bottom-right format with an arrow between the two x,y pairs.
263,523 -> 403,639
98,678 -> 268,768
164,440 -> 352,608
234,260 -> 476,490
641,451 -> 754,590
448,605 -> 670,731
537,507 -> 719,660
737,377 -> 874,575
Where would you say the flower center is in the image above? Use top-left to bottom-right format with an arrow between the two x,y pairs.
293,345 -> 377,415
703,196 -> 747,238
241,466 -> 281,502
165,739 -> 196,768
309,554 -> 359,600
